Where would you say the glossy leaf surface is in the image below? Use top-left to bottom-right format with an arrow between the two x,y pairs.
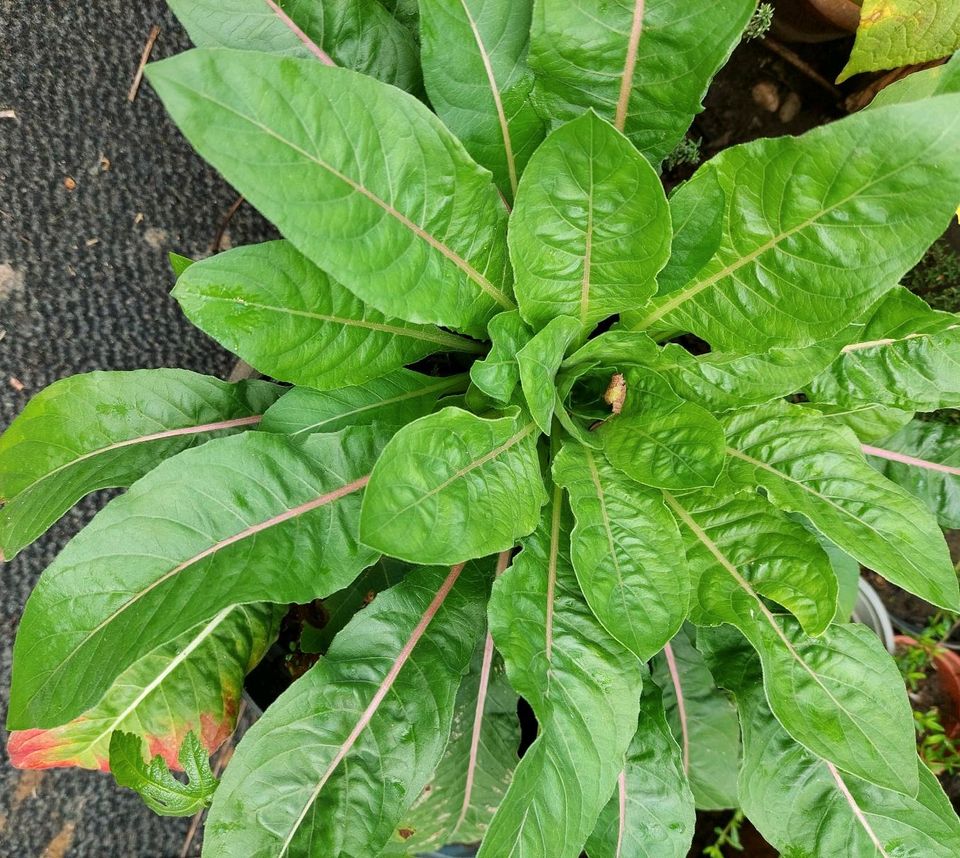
469,310 -> 534,403
175,242 -> 481,390
147,51 -> 513,338
630,97 -> 960,351
528,0 -> 756,163
0,370 -> 280,560
480,491 -> 643,858
360,408 -> 545,564
517,315 -> 581,433
9,427 -> 386,730
510,112 -> 670,331
554,443 -> 689,660
723,401 -> 959,611
419,0 -> 543,199
8,603 -> 279,772
203,563 -> 487,857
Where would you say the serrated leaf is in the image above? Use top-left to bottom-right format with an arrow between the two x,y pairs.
203,562 -> 487,857
839,0 -> 960,83
259,371 -> 466,439
585,681 -> 696,858
8,427 -> 387,731
469,310 -> 534,404
382,632 -> 520,853
419,0 -> 544,200
509,112 -> 670,331
0,369 -> 281,560
629,96 -> 960,351
666,488 -> 917,794
553,443 -> 690,660
360,407 -> 545,565
808,287 -> 960,412
706,631 -> 960,857
598,370 -> 725,491
479,488 -> 643,858
528,0 -> 756,164
651,628 -> 741,810
517,315 -> 582,433
146,50 -> 513,338
867,420 -> 960,529
723,401 -> 959,611
173,241 -> 482,391
8,603 -> 279,771
110,730 -> 218,817
166,0 -> 422,93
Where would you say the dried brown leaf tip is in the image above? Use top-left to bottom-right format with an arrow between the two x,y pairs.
603,373 -> 627,415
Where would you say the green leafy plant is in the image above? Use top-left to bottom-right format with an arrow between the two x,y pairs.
4,3 -> 960,856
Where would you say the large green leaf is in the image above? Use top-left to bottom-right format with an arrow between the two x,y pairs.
627,96 -> 960,351
509,112 -> 670,331
419,0 -> 544,200
479,489 -> 643,858
553,443 -> 689,660
166,0 -> 422,93
723,401 -> 959,611
867,420 -> 960,529
706,631 -> 960,857
528,0 -> 756,164
0,370 -> 280,560
382,633 -> 520,853
360,407 -> 545,564
203,562 -> 487,857
469,310 -> 534,404
147,50 -> 513,338
665,488 -> 917,793
111,731 -> 218,817
808,287 -> 960,412
585,681 -> 695,858
8,427 -> 387,731
174,242 -> 482,390
651,628 -> 740,810
8,603 -> 279,771
517,315 -> 582,433
260,371 -> 467,439
598,370 -> 725,491
839,0 -> 960,82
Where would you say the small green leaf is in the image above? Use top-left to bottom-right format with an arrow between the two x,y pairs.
585,681 -> 696,858
470,310 -> 534,404
808,287 -> 960,412
839,0 -> 960,83
174,241 -> 481,390
599,370 -> 725,491
561,329 -> 659,370
517,316 -> 582,433
259,371 -> 467,439
9,427 -> 387,731
9,604 -> 279,772
723,401 -> 959,611
110,730 -> 218,817
630,96 -> 960,351
360,408 -> 545,564
166,0 -> 423,93
528,0 -> 757,164
419,0 -> 544,200
553,442 -> 690,660
168,251 -> 194,277
203,563 -> 488,856
480,488 -> 643,858
147,50 -> 513,338
804,401 -> 914,443
509,112 -> 670,331
868,50 -> 960,108
0,369 -> 281,560
651,627 -> 741,810
867,420 -> 960,529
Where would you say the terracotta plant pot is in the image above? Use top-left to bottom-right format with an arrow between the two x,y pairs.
895,634 -> 960,737
771,0 -> 861,43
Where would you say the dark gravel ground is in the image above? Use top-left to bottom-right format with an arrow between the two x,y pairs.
0,2 -> 272,855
